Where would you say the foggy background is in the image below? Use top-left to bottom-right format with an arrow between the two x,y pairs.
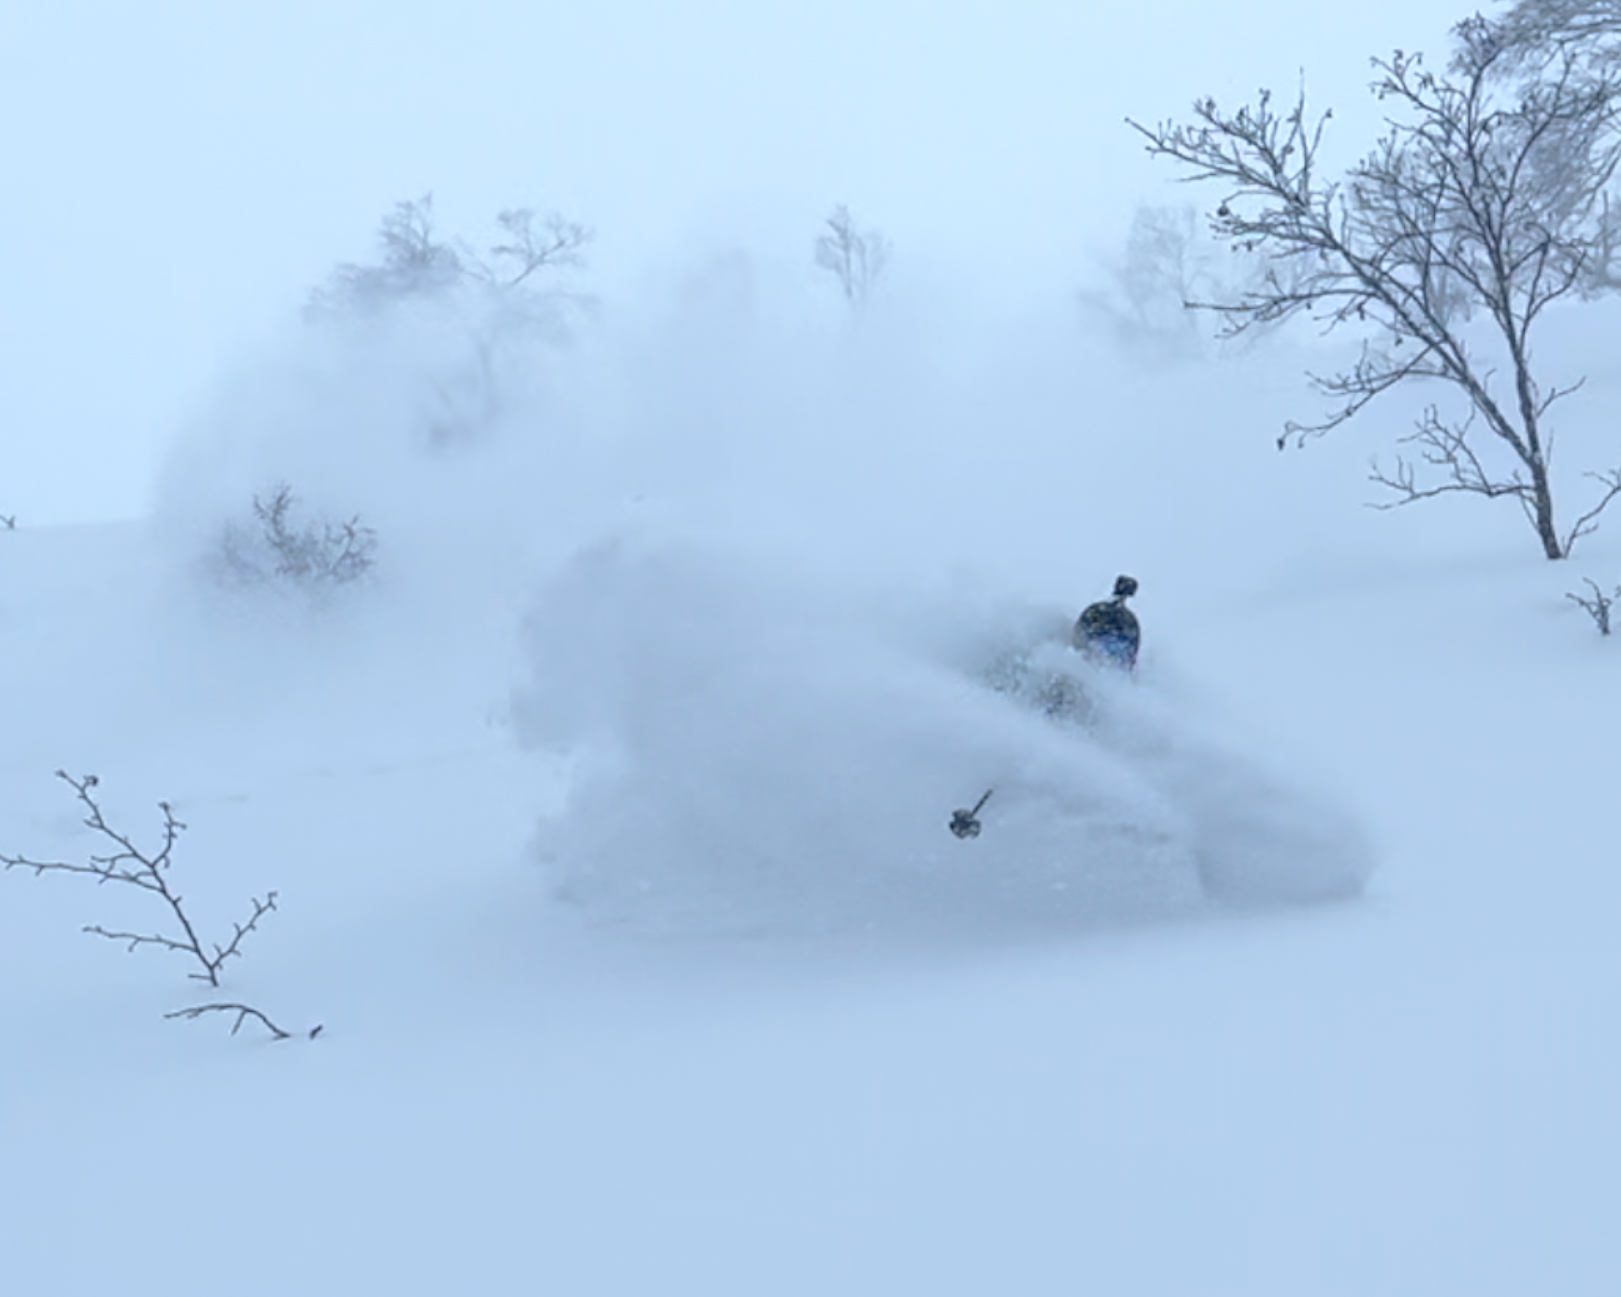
4,0 -> 1463,524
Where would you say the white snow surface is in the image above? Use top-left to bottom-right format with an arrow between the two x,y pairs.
5,280 -> 1621,1296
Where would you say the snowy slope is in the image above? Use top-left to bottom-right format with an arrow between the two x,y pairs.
5,248 -> 1621,1297
5,482 -> 1619,1297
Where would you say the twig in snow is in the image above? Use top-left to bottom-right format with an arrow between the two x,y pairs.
164,1003 -> 301,1041
1,772 -> 274,986
1567,577 -> 1618,634
3,771 -> 302,1042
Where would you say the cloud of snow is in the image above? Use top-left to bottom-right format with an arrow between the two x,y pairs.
150,236 -> 1376,942
513,534 -> 1372,940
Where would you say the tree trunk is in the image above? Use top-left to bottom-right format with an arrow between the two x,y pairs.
1530,460 -> 1565,559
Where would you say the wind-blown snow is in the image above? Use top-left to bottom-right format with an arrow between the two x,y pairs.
516,536 -> 1370,937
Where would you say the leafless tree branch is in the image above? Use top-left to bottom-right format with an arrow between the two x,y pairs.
1562,466 -> 1621,549
2,772 -> 276,988
1488,0 -> 1621,65
1367,405 -> 1529,505
483,208 -> 593,289
306,195 -> 463,318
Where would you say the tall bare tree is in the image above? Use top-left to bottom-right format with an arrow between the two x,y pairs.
1130,18 -> 1621,558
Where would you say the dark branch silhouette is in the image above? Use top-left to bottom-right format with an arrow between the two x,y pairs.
1129,18 -> 1621,558
164,1003 -> 299,1041
219,483 -> 377,592
1567,575 -> 1619,632
2,772 -> 277,987
4,773 -> 306,1044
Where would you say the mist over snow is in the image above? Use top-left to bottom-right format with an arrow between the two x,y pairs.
137,239 -> 1386,944
9,5 -> 1621,1289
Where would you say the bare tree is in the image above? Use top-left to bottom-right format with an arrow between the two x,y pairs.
1129,18 -> 1621,558
307,196 -> 593,442
815,204 -> 891,309
480,207 -> 593,295
1079,205 -> 1210,353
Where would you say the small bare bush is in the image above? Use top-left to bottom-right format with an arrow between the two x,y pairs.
1567,576 -> 1618,632
219,483 -> 377,591
2,772 -> 306,1041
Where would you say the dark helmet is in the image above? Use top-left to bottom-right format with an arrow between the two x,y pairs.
1112,574 -> 1139,600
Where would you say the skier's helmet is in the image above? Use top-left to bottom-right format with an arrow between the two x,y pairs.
1112,574 -> 1139,600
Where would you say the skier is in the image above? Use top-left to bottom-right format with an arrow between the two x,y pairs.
1073,575 -> 1141,670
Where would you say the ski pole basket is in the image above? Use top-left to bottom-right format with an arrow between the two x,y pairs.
949,789 -> 994,839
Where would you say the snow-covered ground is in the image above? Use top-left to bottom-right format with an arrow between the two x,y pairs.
5,263 -> 1621,1296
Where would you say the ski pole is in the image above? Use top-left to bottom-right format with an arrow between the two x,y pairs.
948,788 -> 994,839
